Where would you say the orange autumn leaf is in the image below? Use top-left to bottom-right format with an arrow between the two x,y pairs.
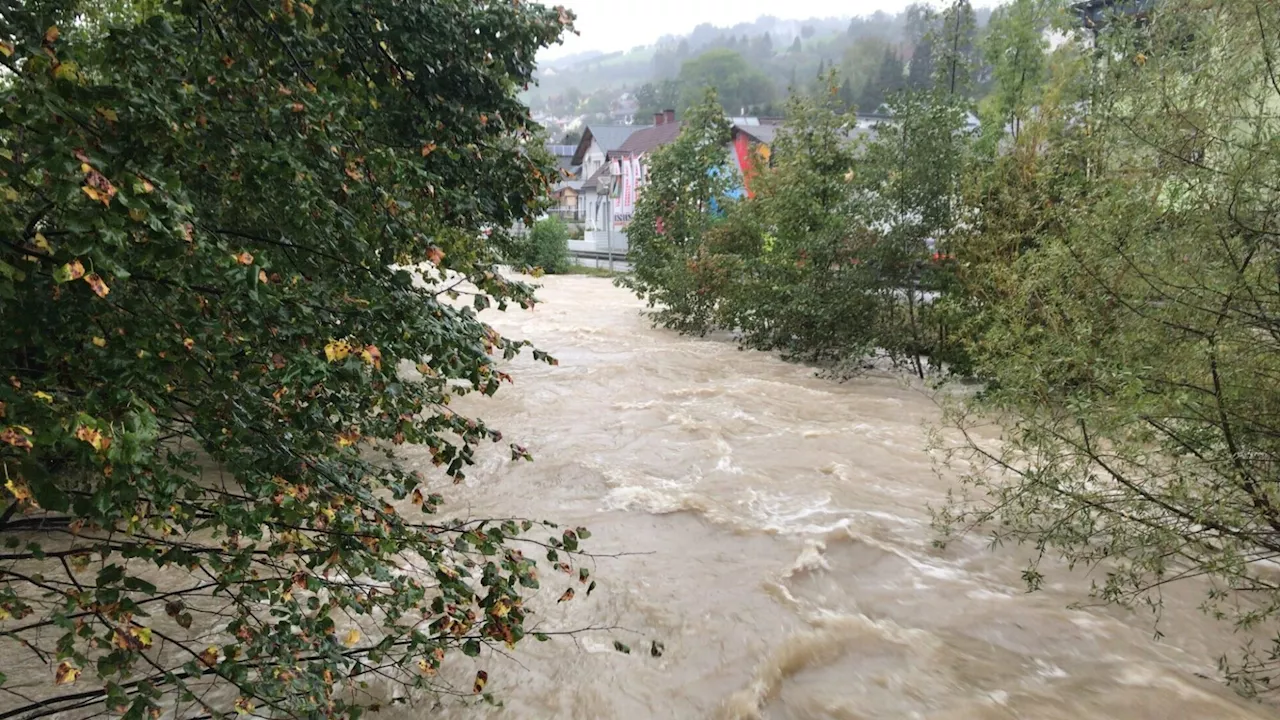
62,259 -> 85,281
359,344 -> 382,370
183,338 -> 195,350
234,251 -> 254,265
199,646 -> 219,666
336,430 -> 360,448
84,273 -> 110,298
75,425 -> 108,452
44,26 -> 60,44
1,426 -> 33,452
556,588 -> 574,603
83,170 -> 117,206
417,658 -> 437,676
426,246 -> 445,265
421,142 -> 437,157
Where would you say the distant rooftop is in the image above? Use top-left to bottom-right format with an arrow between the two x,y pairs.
571,125 -> 652,165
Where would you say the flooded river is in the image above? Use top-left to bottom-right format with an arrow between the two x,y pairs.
409,275 -> 1273,719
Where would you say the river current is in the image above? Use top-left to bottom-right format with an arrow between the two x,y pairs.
404,275 -> 1274,719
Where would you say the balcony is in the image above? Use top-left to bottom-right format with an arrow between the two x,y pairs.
545,206 -> 584,222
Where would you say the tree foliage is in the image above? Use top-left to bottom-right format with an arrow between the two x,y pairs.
617,90 -> 731,334
623,76 -> 972,377
935,0 -> 1280,693
513,218 -> 571,274
677,49 -> 775,115
0,0 -> 605,717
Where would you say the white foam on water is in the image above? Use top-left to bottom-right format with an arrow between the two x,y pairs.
716,607 -> 942,719
785,539 -> 832,577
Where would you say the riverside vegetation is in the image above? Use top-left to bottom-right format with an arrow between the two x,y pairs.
622,0 -> 1280,695
0,0 -> 609,718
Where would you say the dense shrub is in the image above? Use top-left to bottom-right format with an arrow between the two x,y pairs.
516,217 -> 571,274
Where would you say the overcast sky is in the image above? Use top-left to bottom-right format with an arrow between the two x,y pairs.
541,0 -> 940,60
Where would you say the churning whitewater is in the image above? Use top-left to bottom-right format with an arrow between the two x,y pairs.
404,275 -> 1272,719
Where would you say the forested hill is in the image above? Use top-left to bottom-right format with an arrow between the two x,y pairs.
526,5 -> 995,126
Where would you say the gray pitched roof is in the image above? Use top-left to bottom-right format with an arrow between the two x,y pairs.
733,123 -> 778,146
616,122 -> 682,156
571,125 -> 651,165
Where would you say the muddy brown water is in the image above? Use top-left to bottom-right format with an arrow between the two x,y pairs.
401,275 -> 1277,719
3,274 -> 1272,719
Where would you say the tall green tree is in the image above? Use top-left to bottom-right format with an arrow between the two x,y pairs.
980,0 -> 1050,140
678,48 -> 774,115
619,90 -> 732,333
935,0 -> 978,95
716,86 -> 875,367
859,48 -> 905,112
937,0 -> 1280,692
0,0 -> 598,717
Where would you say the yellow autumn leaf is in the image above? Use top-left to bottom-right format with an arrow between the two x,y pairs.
33,391 -> 52,403
5,479 -> 32,502
324,339 -> 351,362
131,626 -> 153,648
342,628 -> 360,647
54,61 -> 79,82
234,698 -> 254,716
95,107 -> 119,122
32,233 -> 50,253
44,26 -> 60,44
129,208 -> 146,222
92,336 -> 106,348
54,662 -> 80,685
0,41 -> 13,57
82,186 -> 102,202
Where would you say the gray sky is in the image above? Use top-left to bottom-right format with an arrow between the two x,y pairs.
542,0 -> 935,60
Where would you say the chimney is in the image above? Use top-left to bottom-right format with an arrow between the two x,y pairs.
663,108 -> 675,124
653,112 -> 665,126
